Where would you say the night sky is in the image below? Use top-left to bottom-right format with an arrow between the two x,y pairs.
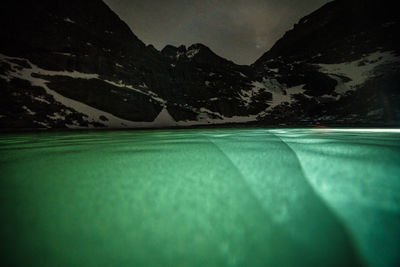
103,0 -> 331,65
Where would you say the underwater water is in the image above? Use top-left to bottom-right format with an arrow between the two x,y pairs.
0,128 -> 399,267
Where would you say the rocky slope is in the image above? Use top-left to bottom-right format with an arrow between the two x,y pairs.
254,0 -> 400,125
1,0 -> 399,129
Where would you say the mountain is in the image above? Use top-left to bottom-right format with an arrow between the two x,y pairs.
1,0 -> 399,129
254,0 -> 400,125
0,0 -> 178,128
159,43 -> 270,121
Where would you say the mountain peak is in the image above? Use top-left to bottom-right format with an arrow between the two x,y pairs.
253,0 -> 399,66
161,43 -> 230,63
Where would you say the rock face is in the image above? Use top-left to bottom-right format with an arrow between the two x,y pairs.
160,43 -> 270,120
0,0 -> 399,129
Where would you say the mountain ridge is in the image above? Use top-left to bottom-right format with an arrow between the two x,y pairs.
1,0 -> 399,129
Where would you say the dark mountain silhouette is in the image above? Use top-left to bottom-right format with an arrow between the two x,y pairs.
1,0 -> 399,129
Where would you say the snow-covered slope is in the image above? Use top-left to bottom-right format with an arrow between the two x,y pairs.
254,0 -> 400,125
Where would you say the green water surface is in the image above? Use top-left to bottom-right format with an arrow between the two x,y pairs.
0,128 -> 399,267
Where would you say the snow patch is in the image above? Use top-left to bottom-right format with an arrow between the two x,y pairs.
63,18 -> 75,24
35,121 -> 50,128
186,48 -> 200,59
139,83 -> 148,89
382,22 -> 396,27
269,68 -> 279,73
287,84 -> 306,95
53,52 -> 75,57
249,78 -> 306,110
176,51 -> 185,60
33,96 -> 51,104
102,79 -> 166,104
22,106 -> 36,115
0,55 -> 100,80
268,84 -> 305,109
317,51 -> 400,89
328,75 -> 351,96
239,79 -> 280,107
0,74 -> 11,82
312,53 -> 323,59
152,108 -> 177,127
47,113 -> 66,121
